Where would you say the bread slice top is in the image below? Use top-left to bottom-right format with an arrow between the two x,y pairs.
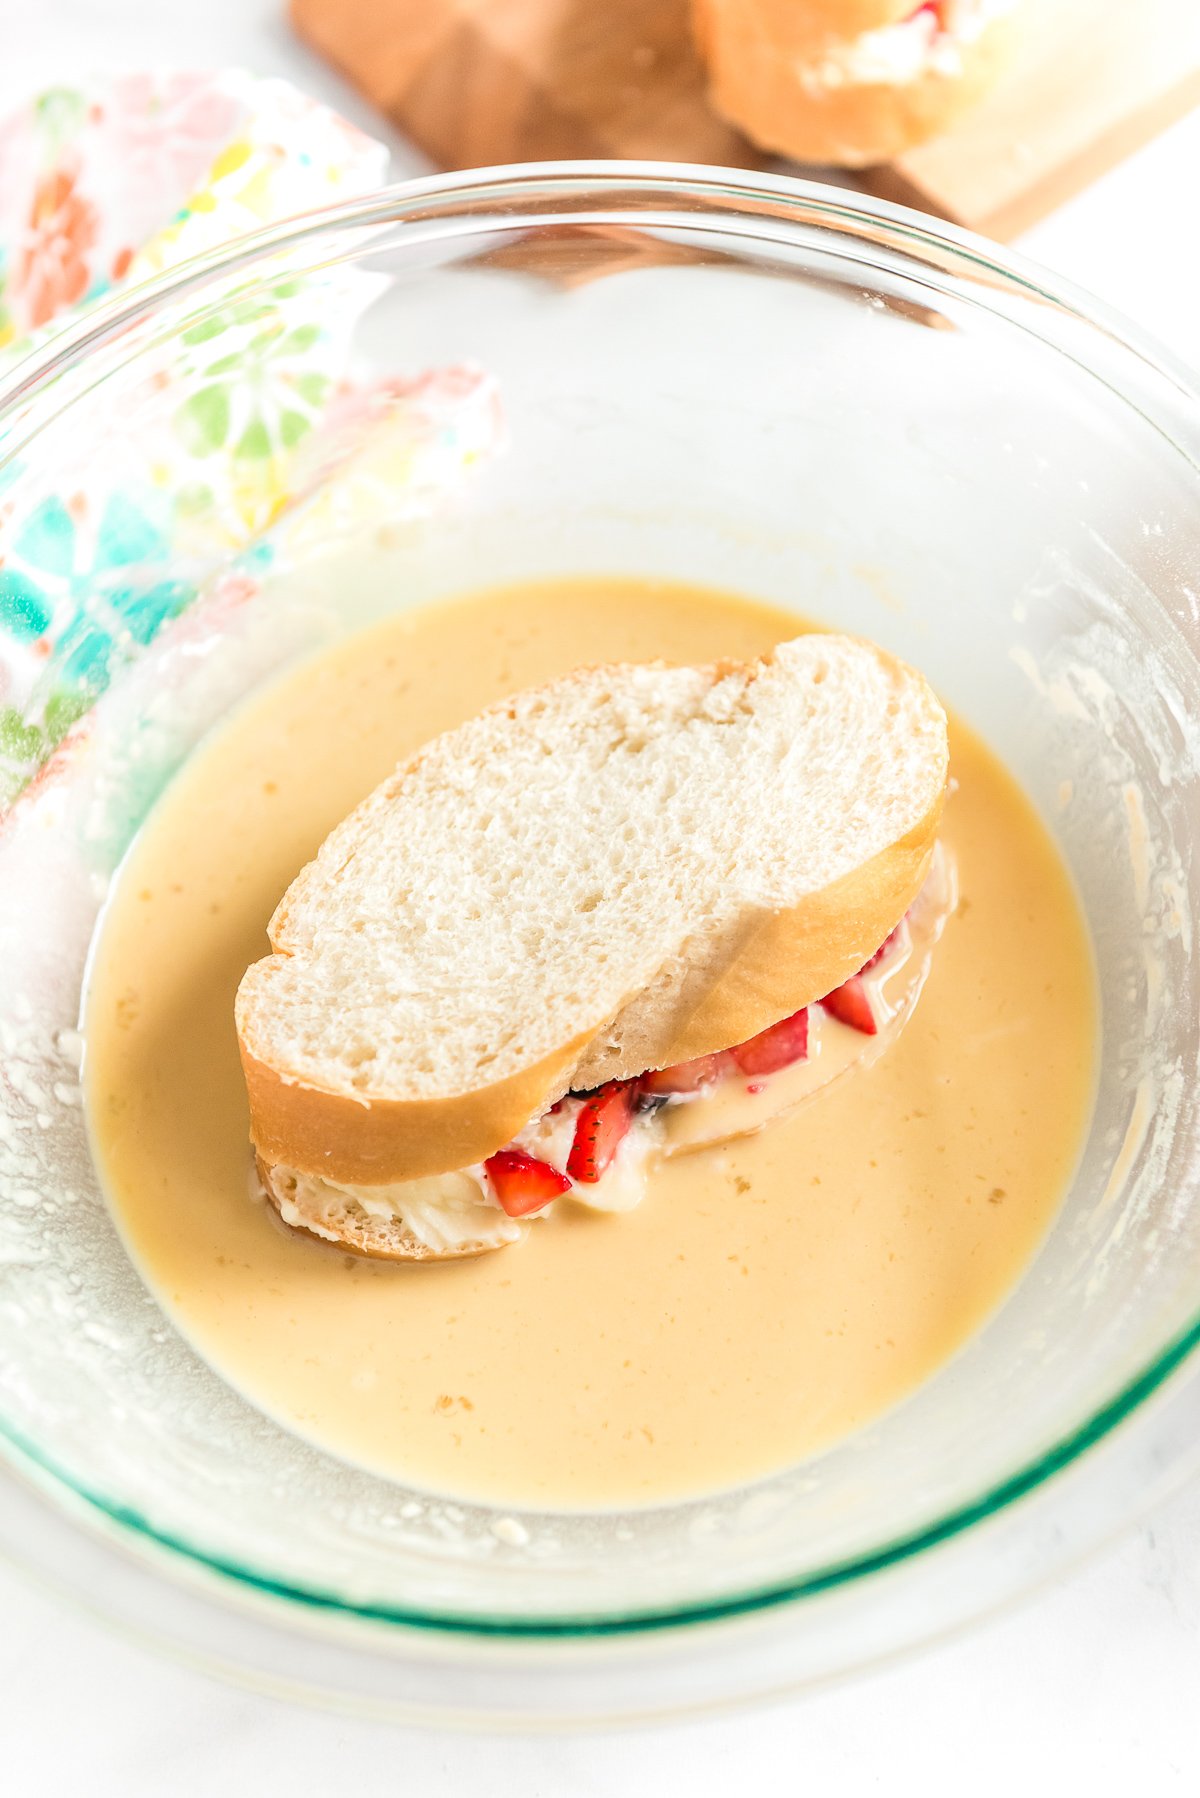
237,633 -> 948,1184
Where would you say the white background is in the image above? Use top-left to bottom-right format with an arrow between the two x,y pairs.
3,1 -> 1200,1789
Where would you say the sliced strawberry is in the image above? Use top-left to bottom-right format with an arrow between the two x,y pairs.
566,1079 -> 637,1183
820,976 -> 877,1035
859,924 -> 902,975
484,1149 -> 571,1217
729,1006 -> 809,1076
640,1051 -> 731,1096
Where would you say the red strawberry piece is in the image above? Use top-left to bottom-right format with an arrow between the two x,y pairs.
566,1080 -> 637,1183
859,924 -> 902,975
820,976 -> 877,1036
729,1006 -> 809,1076
484,1149 -> 571,1217
640,1052 -> 731,1096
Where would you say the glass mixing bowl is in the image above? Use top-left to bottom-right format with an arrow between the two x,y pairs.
1,165 -> 1199,1727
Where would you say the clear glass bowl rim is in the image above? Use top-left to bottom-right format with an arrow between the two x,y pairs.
3,160 -> 1200,1643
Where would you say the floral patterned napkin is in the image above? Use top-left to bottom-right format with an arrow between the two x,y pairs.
0,73 -> 499,812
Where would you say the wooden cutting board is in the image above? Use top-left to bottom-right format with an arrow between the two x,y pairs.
292,0 -> 765,168
292,0 -> 1200,240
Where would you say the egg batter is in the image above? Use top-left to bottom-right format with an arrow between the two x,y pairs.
84,577 -> 1095,1509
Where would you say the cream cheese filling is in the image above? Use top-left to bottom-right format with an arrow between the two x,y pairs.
800,0 -> 1018,93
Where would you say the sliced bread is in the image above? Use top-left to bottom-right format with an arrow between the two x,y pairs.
237,633 -> 948,1184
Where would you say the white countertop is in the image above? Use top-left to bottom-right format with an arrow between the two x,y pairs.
10,1480 -> 1200,1791
3,1 -> 1200,1789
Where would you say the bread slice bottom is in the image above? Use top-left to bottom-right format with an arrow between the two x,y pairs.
257,1158 -> 521,1261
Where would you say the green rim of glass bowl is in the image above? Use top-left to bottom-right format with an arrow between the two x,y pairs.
3,163 -> 1200,1640
5,1306 -> 1200,1637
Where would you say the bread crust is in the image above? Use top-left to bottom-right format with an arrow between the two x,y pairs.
241,1028 -> 592,1185
694,0 -> 1018,166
